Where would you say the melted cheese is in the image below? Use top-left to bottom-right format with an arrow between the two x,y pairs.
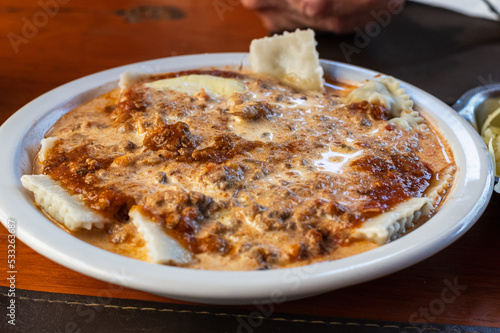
146,75 -> 246,99
24,70 -> 456,271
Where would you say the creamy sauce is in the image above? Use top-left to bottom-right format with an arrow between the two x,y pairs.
36,70 -> 455,270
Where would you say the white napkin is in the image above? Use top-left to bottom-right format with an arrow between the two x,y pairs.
410,0 -> 500,21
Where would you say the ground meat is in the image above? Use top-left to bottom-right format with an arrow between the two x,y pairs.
39,69 -> 455,270
143,122 -> 196,152
112,90 -> 150,122
227,101 -> 281,120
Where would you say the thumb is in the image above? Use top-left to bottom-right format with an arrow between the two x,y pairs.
302,0 -> 329,17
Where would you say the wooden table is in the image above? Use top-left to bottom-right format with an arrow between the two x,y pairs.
1,1 -> 499,331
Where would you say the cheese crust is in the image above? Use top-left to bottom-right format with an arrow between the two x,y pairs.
23,69 -> 456,270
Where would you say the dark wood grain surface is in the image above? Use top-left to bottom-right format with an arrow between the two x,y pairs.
1,0 -> 499,329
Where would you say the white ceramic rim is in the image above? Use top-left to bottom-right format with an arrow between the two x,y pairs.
0,53 -> 493,305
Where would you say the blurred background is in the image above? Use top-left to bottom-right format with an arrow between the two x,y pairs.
2,0 -> 500,120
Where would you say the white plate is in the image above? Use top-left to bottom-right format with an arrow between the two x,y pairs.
0,53 -> 494,305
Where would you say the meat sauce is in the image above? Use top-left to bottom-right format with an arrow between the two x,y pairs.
351,154 -> 432,217
39,69 -> 455,270
43,145 -> 134,221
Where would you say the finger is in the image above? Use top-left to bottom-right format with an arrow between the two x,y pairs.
253,6 -> 397,35
256,10 -> 309,32
241,0 -> 288,11
248,0 -> 406,34
302,0 -> 331,17
319,0 -> 404,17
319,13 -> 379,34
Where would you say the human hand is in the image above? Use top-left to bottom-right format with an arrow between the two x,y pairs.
241,0 -> 406,34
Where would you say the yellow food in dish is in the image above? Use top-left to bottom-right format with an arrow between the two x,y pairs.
481,106 -> 500,174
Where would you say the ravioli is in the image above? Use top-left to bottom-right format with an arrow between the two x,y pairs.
249,28 -> 324,91
21,69 -> 456,270
21,30 -> 456,270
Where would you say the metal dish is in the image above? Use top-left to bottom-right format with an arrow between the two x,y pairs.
453,83 -> 500,182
